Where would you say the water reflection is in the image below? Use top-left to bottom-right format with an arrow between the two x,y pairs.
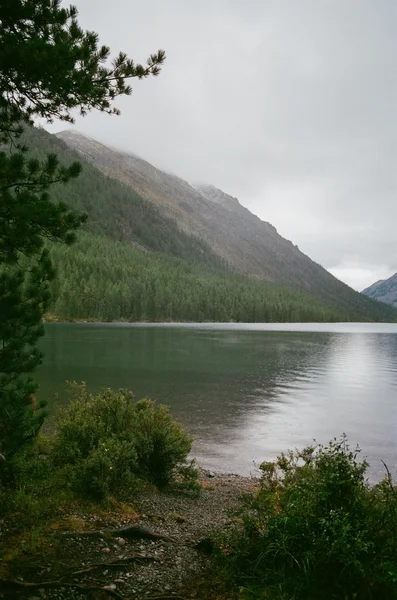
37,324 -> 397,481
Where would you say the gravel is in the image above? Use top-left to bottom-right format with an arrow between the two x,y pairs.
1,470 -> 259,600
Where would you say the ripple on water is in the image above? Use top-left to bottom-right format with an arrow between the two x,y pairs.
37,323 -> 397,482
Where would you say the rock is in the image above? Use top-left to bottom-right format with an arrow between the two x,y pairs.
194,537 -> 215,555
206,471 -> 216,478
104,584 -> 117,590
102,547 -> 111,553
115,536 -> 126,546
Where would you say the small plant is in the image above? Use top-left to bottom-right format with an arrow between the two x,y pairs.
0,435 -> 73,528
215,435 -> 397,600
171,460 -> 202,497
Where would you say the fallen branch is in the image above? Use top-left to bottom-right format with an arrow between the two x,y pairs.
0,579 -> 125,599
71,553 -> 156,575
56,524 -> 173,542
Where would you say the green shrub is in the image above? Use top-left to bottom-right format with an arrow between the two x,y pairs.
216,435 -> 397,600
71,438 -> 138,501
133,399 -> 192,486
52,383 -> 194,499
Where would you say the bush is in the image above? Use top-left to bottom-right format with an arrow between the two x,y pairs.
52,383 -> 194,499
132,399 -> 193,486
216,435 -> 397,600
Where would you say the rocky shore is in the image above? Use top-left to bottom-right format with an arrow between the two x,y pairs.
1,471 -> 259,600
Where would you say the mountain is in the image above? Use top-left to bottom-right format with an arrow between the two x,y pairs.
13,125 -> 396,322
54,129 -> 396,321
55,130 -> 334,291
16,126 -> 339,323
362,274 -> 397,307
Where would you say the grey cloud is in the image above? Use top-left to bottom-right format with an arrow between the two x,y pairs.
47,0 -> 397,290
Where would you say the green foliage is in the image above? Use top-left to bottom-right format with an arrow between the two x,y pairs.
0,0 -> 165,137
132,399 -> 192,486
216,436 -> 397,600
0,149 -> 85,466
0,149 -> 84,262
52,383 -> 194,499
0,1 -> 164,465
172,460 -> 202,497
1,384 -> 196,522
0,435 -> 72,528
0,257 -> 51,464
48,231 -> 341,323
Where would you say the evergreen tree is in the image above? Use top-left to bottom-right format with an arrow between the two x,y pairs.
0,0 -> 165,466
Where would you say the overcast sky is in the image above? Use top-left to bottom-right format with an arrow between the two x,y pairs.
48,0 -> 397,291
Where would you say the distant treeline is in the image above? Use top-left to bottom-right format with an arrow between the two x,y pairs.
48,232 -> 350,323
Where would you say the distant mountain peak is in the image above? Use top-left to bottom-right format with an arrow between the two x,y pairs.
362,273 -> 397,307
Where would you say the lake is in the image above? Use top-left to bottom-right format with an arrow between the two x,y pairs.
36,322 -> 397,481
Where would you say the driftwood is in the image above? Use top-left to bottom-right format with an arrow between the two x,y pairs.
57,524 -> 173,542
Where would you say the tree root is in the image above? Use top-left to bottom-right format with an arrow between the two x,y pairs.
0,578 -> 126,599
0,579 -> 187,600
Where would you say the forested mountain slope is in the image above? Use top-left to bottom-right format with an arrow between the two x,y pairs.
362,273 -> 397,307
16,126 -> 397,322
49,232 -> 339,322
54,129 -> 396,320
20,126 -> 225,269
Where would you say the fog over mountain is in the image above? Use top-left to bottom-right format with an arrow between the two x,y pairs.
45,0 -> 396,291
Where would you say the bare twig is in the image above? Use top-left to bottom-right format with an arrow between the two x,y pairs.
381,460 -> 394,488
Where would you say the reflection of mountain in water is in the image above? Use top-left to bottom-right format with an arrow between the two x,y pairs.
37,324 -> 397,481
38,325 -> 332,429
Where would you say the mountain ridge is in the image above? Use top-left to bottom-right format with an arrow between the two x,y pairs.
55,129 -> 394,320
13,125 -> 396,322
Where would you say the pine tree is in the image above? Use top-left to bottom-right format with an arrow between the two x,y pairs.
0,0 -> 165,467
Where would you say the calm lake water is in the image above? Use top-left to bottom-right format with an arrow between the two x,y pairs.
36,323 -> 397,481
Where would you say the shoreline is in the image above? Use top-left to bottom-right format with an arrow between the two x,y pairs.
42,318 -> 397,328
1,470 -> 259,599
